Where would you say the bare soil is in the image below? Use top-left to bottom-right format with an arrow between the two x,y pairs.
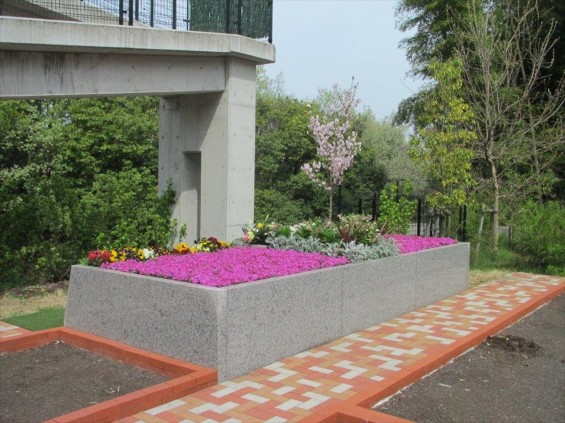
375,293 -> 565,423
0,341 -> 170,423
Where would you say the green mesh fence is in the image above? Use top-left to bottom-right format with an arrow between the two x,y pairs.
190,0 -> 272,41
1,0 -> 272,42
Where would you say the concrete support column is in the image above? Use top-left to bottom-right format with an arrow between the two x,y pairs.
159,58 -> 256,243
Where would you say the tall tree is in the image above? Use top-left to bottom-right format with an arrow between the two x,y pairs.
456,0 -> 565,250
410,59 -> 476,236
396,0 -> 469,77
358,113 -> 427,196
394,0 -> 471,125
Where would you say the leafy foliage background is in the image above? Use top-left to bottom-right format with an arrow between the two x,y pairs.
0,98 -> 173,289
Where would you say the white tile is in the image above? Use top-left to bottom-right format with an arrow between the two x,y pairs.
242,393 -> 270,404
213,401 -> 239,414
276,399 -> 302,411
309,366 -> 332,374
297,379 -> 321,388
330,383 -> 352,394
146,399 -> 186,415
272,386 -> 295,396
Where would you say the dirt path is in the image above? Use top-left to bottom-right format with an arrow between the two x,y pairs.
375,293 -> 565,422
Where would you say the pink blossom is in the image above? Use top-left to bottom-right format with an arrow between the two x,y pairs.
302,79 -> 361,190
101,247 -> 349,287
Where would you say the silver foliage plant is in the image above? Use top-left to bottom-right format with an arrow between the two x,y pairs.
266,235 -> 399,263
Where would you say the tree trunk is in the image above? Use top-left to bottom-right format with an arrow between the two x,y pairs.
438,214 -> 446,237
489,158 -> 500,252
328,187 -> 333,221
476,204 -> 485,256
531,131 -> 543,204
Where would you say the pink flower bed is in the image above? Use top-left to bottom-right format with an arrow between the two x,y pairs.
101,247 -> 349,287
386,234 -> 457,254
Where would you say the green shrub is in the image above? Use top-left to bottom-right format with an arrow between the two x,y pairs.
511,200 -> 565,276
292,218 -> 337,240
0,97 -> 174,289
254,189 -> 309,225
377,183 -> 417,234
336,214 -> 380,245
275,226 -> 292,237
76,168 -> 175,249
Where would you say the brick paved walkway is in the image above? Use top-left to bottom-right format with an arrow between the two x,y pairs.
118,272 -> 564,423
2,273 -> 562,422
0,321 -> 30,340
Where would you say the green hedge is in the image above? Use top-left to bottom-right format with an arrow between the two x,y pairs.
512,200 -> 565,276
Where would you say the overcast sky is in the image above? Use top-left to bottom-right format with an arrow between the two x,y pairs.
264,0 -> 423,120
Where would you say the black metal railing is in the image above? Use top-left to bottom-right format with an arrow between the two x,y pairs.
337,185 -> 469,240
1,0 -> 273,42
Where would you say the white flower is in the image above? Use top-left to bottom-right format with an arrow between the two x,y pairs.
142,248 -> 155,260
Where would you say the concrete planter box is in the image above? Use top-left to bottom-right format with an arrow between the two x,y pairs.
65,243 -> 469,381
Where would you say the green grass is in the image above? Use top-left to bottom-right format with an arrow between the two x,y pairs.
3,306 -> 65,331
470,243 -> 543,274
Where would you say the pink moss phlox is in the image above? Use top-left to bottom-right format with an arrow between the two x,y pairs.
385,235 -> 457,254
101,247 -> 349,287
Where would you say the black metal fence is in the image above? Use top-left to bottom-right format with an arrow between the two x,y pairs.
1,0 -> 273,42
339,188 -> 469,240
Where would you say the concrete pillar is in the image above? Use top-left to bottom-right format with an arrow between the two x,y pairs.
159,58 -> 256,243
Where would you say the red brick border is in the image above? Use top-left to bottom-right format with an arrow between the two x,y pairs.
0,327 -> 217,423
299,281 -> 565,423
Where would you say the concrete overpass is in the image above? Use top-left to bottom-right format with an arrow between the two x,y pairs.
0,16 -> 275,243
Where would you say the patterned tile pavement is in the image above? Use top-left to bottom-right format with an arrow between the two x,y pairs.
118,272 -> 564,423
0,321 -> 30,340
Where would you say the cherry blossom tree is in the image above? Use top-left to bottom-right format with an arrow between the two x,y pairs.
302,80 -> 361,220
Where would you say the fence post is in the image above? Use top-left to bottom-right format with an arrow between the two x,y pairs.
458,205 -> 463,240
371,192 -> 377,221
417,198 -> 422,236
135,0 -> 139,21
237,0 -> 242,34
463,205 -> 467,242
150,0 -> 154,27
119,0 -> 124,25
225,0 -> 231,33
358,199 -> 363,215
172,0 -> 177,29
128,0 -> 133,25
268,0 -> 273,43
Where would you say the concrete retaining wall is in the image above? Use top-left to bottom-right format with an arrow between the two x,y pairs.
65,243 -> 470,381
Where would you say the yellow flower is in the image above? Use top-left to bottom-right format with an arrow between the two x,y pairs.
175,242 -> 189,251
257,223 -> 264,229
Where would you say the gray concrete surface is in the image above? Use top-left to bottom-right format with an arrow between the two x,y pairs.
65,243 -> 469,381
158,58 -> 257,242
0,16 -> 275,242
